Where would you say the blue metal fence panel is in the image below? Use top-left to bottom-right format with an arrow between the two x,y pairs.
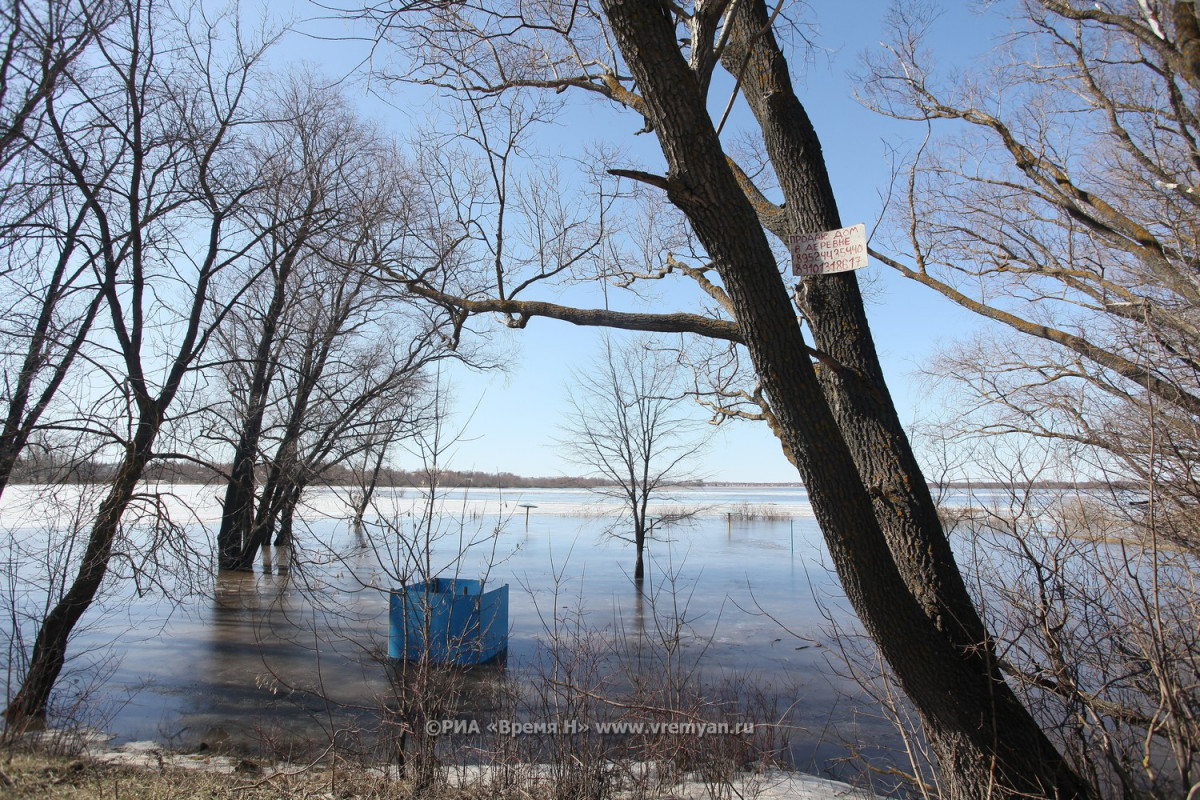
388,579 -> 509,665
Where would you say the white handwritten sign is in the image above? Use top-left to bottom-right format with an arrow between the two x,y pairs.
788,223 -> 868,276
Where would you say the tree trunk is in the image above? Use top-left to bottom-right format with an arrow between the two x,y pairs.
274,482 -> 301,547
230,456 -> 304,569
722,0 -> 987,650
354,437 -> 392,526
718,5 -> 1097,795
4,418 -> 156,726
634,523 -> 645,582
216,261 -> 297,570
229,463 -> 283,571
217,450 -> 258,570
598,3 -> 1093,797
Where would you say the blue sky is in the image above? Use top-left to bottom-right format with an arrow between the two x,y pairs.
269,1 -> 1007,483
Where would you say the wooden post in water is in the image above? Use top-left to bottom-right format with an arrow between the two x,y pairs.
518,503 -> 537,530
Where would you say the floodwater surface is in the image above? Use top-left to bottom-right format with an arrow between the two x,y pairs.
2,485 -> 905,776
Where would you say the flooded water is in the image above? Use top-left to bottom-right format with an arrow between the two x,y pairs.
1,484 -> 911,777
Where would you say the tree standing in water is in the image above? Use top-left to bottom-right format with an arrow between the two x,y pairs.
562,336 -> 705,582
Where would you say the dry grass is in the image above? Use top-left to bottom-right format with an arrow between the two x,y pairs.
725,503 -> 791,521
0,749 -> 468,800
936,505 -> 991,531
0,749 -> 834,800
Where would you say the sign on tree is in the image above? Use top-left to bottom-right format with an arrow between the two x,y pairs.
788,223 -> 868,276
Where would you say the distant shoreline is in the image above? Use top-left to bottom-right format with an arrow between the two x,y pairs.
7,469 -> 1136,493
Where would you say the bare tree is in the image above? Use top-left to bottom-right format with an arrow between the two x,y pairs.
863,1 -> 1200,550
0,169 -> 104,495
0,0 -> 120,496
3,0 -> 280,726
561,336 -> 706,582
223,259 -> 441,570
211,77 -> 447,571
855,3 -> 1200,793
355,2 -> 1097,796
207,75 -> 456,571
349,411 -> 408,528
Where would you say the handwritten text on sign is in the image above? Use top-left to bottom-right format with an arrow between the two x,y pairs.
788,223 -> 868,276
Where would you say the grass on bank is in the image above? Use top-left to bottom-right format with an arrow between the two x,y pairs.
0,749 -> 450,800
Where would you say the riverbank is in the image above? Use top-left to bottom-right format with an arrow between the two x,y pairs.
0,736 -> 879,799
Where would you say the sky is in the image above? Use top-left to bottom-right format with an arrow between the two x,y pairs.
266,1 -> 1008,483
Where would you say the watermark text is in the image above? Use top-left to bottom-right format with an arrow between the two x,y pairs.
423,718 -> 757,738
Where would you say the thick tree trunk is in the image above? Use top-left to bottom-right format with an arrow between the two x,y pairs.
3,419 -> 156,726
229,463 -> 283,571
598,3 -> 1093,797
217,450 -> 258,569
273,482 -> 300,547
229,456 -> 304,570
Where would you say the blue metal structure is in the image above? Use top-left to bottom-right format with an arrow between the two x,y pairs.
388,578 -> 509,665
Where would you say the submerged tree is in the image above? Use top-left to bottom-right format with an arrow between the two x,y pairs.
1,4 -> 471,723
219,255 -> 440,571
561,336 -> 705,582
357,1 -> 1098,796
4,0 -> 280,726
212,77 -> 446,571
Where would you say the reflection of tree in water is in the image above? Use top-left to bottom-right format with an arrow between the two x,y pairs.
196,548 -> 396,757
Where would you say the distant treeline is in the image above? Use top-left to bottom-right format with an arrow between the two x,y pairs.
316,466 -> 615,490
9,456 -> 1136,492
9,456 -> 616,490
